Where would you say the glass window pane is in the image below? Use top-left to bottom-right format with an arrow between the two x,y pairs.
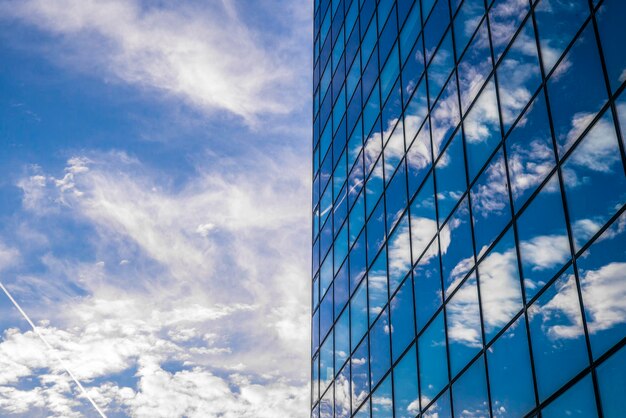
423,390 -> 452,418
418,312 -> 449,401
424,0 -> 450,63
497,19 -> 541,131
369,250 -> 389,323
385,159 -> 407,234
464,79 -> 502,182
336,307 -> 350,373
488,317 -> 536,418
370,308 -> 391,387
528,267 -> 589,401
577,212 -> 626,359
454,0 -> 484,58
352,338 -> 370,411
517,173 -> 570,301
489,0 -> 530,60
562,109 -> 626,250
505,90 -> 556,211
410,173 -> 438,263
431,75 -> 461,156
547,24 -> 608,158
441,197 -> 475,293
350,229 -> 367,291
352,280 -> 369,350
470,149 -> 512,254
393,344 -> 420,418
428,29 -> 455,103
321,332 -> 335,394
383,117 -> 404,177
535,0 -> 589,73
541,374 -> 598,418
597,0 -> 626,93
387,213 -> 412,293
478,228 -> 523,342
404,71 -> 428,137
336,364 -> 351,417
458,20 -> 492,113
371,373 -> 393,418
447,272 -> 483,377
414,238 -> 443,332
390,278 -> 415,363
597,344 -> 626,418
406,121 -> 432,199
367,194 -> 386,264
313,353 -> 320,405
435,130 -> 467,224
320,382 -> 334,418
452,355 -> 490,418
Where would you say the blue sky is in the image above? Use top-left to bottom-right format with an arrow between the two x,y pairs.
0,0 -> 312,416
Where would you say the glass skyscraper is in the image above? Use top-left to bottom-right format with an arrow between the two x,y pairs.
311,0 -> 626,417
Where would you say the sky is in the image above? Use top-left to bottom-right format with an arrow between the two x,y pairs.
0,0 -> 312,416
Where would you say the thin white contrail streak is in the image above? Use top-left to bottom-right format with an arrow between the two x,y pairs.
0,281 -> 107,418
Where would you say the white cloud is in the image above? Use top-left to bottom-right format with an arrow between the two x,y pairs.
0,0 -> 307,123
6,148 -> 311,416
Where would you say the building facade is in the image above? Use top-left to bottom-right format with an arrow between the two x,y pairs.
311,0 -> 626,417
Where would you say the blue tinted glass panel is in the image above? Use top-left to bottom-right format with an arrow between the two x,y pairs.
441,198 -> 475,293
370,308 -> 391,387
577,212 -> 626,359
352,280 -> 369,350
414,238 -> 443,332
505,91 -> 555,211
535,0 -> 588,73
435,130 -> 467,224
478,228 -> 523,342
489,0 -> 529,60
454,0 -> 484,58
336,307 -> 350,373
393,344 -> 420,418
517,173 -> 570,301
470,149 -> 512,255
597,344 -> 626,418
428,30 -> 455,103
529,267 -> 588,401
547,24 -> 607,159
597,0 -> 626,93
418,312 -> 449,401
452,356 -> 490,418
410,173 -> 438,263
542,374 -> 598,418
423,390 -> 452,418
488,317 -> 536,418
371,373 -> 393,418
335,364 -> 351,417
369,250 -> 389,323
464,79 -> 501,182
352,338 -> 370,411
457,21 -> 492,112
431,75 -> 460,156
562,110 -> 626,251
320,382 -> 334,418
447,273 -> 482,377
390,278 -> 415,362
497,19 -> 541,131
388,215 -> 411,294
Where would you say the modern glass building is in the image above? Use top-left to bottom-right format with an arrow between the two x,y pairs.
311,0 -> 626,417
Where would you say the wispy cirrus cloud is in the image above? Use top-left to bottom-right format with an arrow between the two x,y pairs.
0,0 -> 308,123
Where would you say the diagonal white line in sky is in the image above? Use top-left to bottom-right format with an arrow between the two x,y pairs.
0,281 -> 107,418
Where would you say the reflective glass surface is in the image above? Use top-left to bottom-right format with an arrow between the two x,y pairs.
312,0 -> 626,415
